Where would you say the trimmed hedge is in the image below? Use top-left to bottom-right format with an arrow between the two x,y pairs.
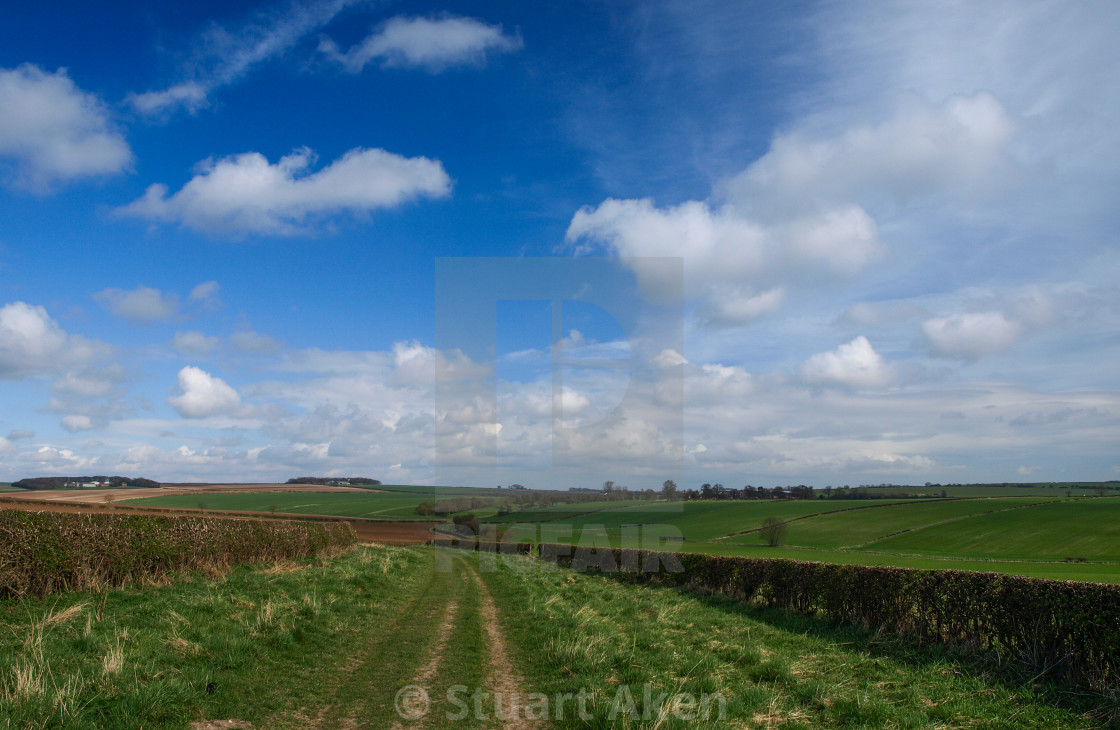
0,510 -> 357,598
434,537 -> 1120,692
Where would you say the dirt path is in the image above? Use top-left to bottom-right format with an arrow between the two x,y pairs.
467,566 -> 543,730
266,549 -> 542,729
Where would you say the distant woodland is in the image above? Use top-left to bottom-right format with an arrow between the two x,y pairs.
11,476 -> 160,490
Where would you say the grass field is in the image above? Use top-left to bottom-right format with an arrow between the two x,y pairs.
482,496 -> 1120,583
120,491 -> 445,520
2,545 -> 1112,728
0,483 -> 16,492
868,497 -> 1120,561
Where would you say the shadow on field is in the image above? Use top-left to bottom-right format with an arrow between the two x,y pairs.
599,572 -> 1120,727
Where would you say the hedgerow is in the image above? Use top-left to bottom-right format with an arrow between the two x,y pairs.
0,511 -> 357,598
432,536 -> 1120,692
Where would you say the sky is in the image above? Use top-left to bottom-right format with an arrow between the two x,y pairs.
1,0 -> 1118,489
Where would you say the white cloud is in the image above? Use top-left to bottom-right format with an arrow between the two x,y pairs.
0,64 -> 132,189
722,93 -> 1015,208
567,93 -> 1015,326
921,311 -> 1022,360
321,15 -> 522,73
126,82 -> 208,117
801,336 -> 895,389
231,330 -> 282,355
118,146 -> 451,236
0,436 -> 14,456
95,285 -> 181,323
61,415 -> 95,433
173,331 -> 221,355
5,429 -> 33,440
168,366 -> 242,418
0,302 -> 108,379
127,0 -> 362,116
189,281 -> 221,306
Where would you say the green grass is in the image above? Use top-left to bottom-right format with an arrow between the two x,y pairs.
0,483 -> 17,492
868,497 -> 1120,561
481,496 -> 1120,583
758,497 -> 1063,550
493,499 -> 910,541
0,546 -> 507,728
482,553 -> 1111,728
120,491 -> 440,520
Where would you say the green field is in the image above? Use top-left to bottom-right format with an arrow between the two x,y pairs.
0,483 -> 16,492
745,497 -> 1064,549
121,490 -> 447,520
482,496 -> 1120,584
869,497 -> 1120,561
2,545 -> 1111,728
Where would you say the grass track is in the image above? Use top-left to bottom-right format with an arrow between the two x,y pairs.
482,553 -> 1111,728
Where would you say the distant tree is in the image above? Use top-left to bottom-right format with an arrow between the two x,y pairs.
452,513 -> 480,535
197,501 -> 207,511
603,480 -> 616,495
760,517 -> 787,547
700,483 -> 714,499
662,479 -> 678,500
268,505 -> 278,516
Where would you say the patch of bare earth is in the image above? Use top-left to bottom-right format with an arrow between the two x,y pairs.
468,567 -> 543,730
190,721 -> 252,729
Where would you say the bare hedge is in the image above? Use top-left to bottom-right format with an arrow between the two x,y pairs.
0,510 -> 357,598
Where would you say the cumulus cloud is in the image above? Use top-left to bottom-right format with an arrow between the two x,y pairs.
0,436 -> 14,455
61,415 -> 95,433
567,93 -> 1014,326
0,302 -> 108,379
118,146 -> 452,236
722,93 -> 1015,208
94,286 -> 181,323
94,282 -> 221,323
0,64 -> 132,189
189,281 -> 221,307
173,331 -> 221,356
921,311 -> 1022,360
321,15 -> 522,73
168,366 -> 242,418
801,336 -> 895,389
5,429 -> 33,440
231,330 -> 283,355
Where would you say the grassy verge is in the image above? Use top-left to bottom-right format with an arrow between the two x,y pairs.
0,545 -> 436,728
482,554 -> 1114,728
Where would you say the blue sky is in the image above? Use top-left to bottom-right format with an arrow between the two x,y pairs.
1,0 -> 1118,488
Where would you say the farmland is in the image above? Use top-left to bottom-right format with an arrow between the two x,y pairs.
119,490 -> 441,520
94,484 -> 1120,583
1,544 -> 1112,728
480,494 -> 1120,584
